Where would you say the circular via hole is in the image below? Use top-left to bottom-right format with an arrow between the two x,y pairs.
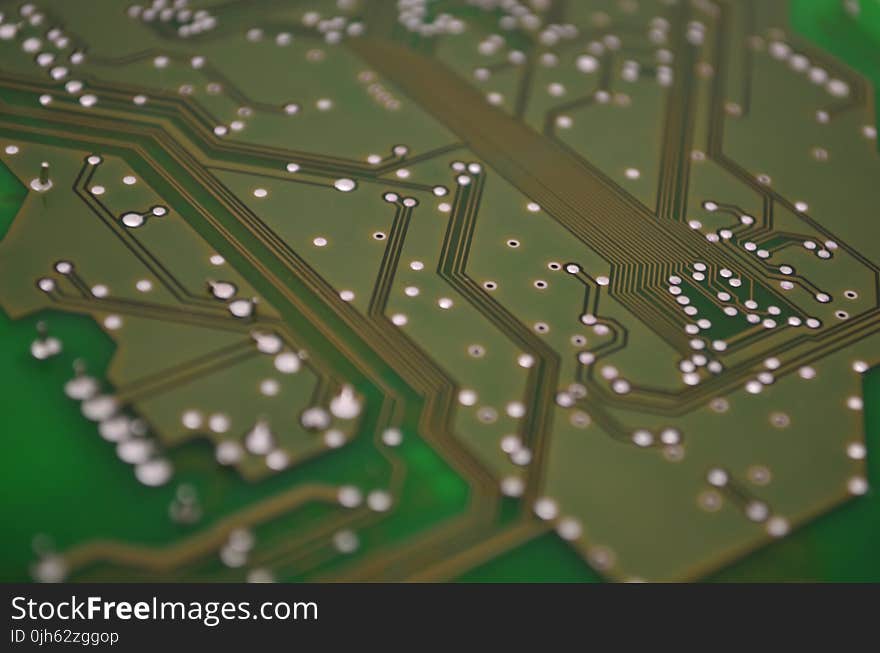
835,310 -> 849,320
507,239 -> 520,248
533,280 -> 547,290
844,290 -> 858,300
483,281 -> 497,291
372,231 -> 386,240
770,412 -> 790,428
548,262 -> 561,271
698,490 -> 722,512
468,344 -> 485,358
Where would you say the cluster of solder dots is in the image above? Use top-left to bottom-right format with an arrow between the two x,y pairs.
59,361 -> 173,487
671,261 -> 824,346
34,259 -> 129,333
697,201 -> 845,291
179,365 -> 365,470
473,21 -> 683,186
175,358 -> 398,539
702,401 -> 871,534
701,467 -> 789,535
302,8 -> 365,44
765,38 -> 852,99
280,156 -> 481,300
135,49 -> 339,136
372,204 -> 619,444
82,155 -> 174,230
127,0 -> 218,38
397,0 -> 466,36
0,4 -> 93,107
696,199 -> 856,318
254,146 -> 429,231
700,356 -> 871,512
356,70 -> 401,111
34,153 -> 258,322
759,33 -> 876,141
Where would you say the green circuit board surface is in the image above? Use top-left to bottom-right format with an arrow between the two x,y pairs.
1,0 -> 878,583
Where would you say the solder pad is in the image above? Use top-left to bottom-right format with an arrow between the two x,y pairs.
1,0 -> 878,582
